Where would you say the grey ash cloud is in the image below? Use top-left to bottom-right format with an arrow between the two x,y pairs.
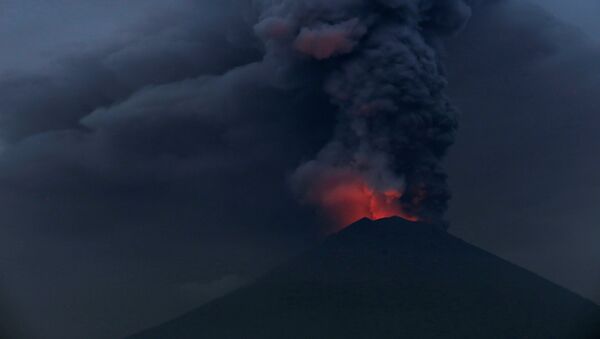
0,2 -> 333,338
255,0 -> 472,224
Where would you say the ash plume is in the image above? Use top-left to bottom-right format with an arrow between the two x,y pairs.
255,0 -> 472,226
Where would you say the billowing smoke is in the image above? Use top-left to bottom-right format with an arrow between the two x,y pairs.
255,0 -> 472,228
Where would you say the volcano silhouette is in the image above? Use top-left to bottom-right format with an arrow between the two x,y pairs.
129,217 -> 600,339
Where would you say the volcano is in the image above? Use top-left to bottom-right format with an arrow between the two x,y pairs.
128,217 -> 600,339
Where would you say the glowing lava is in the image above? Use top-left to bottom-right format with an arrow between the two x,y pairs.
308,172 -> 419,230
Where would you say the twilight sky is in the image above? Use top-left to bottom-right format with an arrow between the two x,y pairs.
1,1 -> 599,338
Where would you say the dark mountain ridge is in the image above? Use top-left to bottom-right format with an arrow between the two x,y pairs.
129,217 -> 600,338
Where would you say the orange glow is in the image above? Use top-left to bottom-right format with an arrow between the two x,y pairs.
309,172 -> 419,230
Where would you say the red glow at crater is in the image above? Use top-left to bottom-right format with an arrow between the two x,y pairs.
309,172 -> 419,230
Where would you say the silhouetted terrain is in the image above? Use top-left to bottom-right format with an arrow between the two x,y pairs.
129,217 -> 600,339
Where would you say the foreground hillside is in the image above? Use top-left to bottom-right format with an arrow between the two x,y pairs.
129,217 -> 600,339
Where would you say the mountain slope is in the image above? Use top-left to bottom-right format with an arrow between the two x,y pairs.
129,217 -> 600,339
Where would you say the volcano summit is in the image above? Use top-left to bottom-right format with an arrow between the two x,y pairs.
129,217 -> 600,339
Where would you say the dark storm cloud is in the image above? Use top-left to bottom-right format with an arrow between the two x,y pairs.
0,1 -> 260,142
0,0 -> 328,232
0,1 -> 334,338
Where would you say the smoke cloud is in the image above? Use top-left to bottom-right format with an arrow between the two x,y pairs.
255,0 -> 471,226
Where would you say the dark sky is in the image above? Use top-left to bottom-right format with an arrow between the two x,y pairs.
0,1 -> 599,338
445,0 -> 600,307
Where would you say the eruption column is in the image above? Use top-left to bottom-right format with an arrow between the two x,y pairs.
256,0 -> 471,229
